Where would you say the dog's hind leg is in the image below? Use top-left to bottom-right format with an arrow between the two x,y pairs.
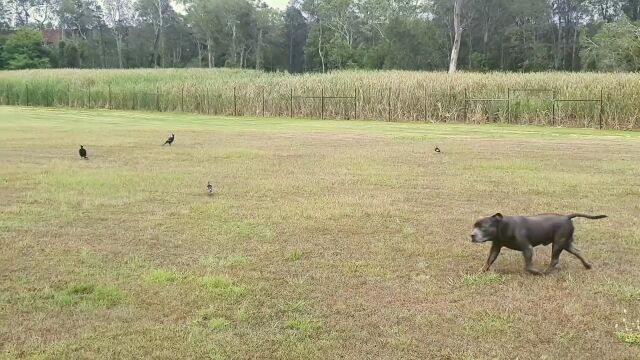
565,243 -> 592,270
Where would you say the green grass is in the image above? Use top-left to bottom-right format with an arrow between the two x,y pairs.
144,270 -> 180,284
1,69 -> 639,129
464,313 -> 516,336
617,332 -> 640,346
286,319 -> 321,336
286,250 -> 303,262
208,318 -> 231,331
1,106 -> 640,359
46,283 -> 124,308
460,272 -> 505,287
198,276 -> 247,298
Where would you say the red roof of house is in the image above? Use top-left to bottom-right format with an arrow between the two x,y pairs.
42,30 -> 62,44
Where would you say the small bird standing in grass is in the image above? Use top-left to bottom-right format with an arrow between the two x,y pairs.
207,181 -> 214,194
434,145 -> 441,153
163,133 -> 175,146
79,145 -> 88,159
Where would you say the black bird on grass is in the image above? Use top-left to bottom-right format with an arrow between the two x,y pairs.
163,133 -> 175,146
79,145 -> 88,159
434,145 -> 441,153
207,181 -> 214,194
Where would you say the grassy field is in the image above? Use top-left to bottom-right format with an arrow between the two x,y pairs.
1,106 -> 640,359
1,69 -> 640,129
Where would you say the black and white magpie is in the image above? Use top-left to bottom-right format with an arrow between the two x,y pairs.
79,145 -> 88,159
163,133 -> 175,146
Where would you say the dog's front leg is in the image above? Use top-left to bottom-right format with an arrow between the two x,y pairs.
482,243 -> 502,272
522,244 -> 542,275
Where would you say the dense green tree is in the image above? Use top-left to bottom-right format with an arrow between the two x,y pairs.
135,0 -> 170,67
622,0 -> 640,20
2,27 -> 50,69
382,16 -> 448,70
581,17 -> 640,71
1,0 -> 639,72
284,5 -> 308,72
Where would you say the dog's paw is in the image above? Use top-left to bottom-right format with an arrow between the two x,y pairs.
527,268 -> 543,276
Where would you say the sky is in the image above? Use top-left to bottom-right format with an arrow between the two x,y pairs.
265,0 -> 289,9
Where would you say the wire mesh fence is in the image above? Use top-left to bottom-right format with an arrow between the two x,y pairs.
0,82 -> 626,130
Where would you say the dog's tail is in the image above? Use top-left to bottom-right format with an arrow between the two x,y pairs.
568,213 -> 607,220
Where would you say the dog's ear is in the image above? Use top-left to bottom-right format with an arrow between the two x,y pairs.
492,213 -> 503,220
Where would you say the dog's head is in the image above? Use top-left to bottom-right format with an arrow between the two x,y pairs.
471,213 -> 503,243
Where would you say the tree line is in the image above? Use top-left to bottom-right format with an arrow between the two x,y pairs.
1,0 -> 639,72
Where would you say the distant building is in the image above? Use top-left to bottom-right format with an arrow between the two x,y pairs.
42,30 -> 62,45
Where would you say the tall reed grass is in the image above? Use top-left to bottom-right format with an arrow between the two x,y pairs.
0,69 -> 638,129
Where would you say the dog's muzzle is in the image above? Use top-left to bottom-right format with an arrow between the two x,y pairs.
470,230 -> 486,243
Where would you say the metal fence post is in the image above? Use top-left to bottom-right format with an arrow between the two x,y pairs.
290,88 -> 293,118
354,88 -> 357,120
321,87 -> 325,120
206,87 -> 210,115
88,85 -> 91,108
155,86 -> 160,111
67,82 -> 71,107
463,88 -> 468,122
423,86 -> 427,122
26,84 -> 29,106
181,85 -> 184,112
551,90 -> 556,126
234,86 -> 237,116
108,84 -> 112,110
262,88 -> 265,117
507,88 -> 511,124
388,88 -> 391,122
599,89 -> 603,129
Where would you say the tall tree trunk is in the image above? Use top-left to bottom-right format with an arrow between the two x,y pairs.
256,28 -> 263,70
153,0 -> 164,68
60,20 -> 65,41
207,38 -> 214,68
176,32 -> 182,66
468,18 -> 472,69
319,19 -> 325,73
116,34 -> 124,68
197,41 -> 202,67
483,16 -> 489,56
555,21 -> 563,69
561,16 -> 567,69
99,24 -> 106,68
571,25 -> 578,71
288,17 -> 294,72
449,0 -> 465,73
161,31 -> 165,67
152,27 -> 161,68
232,23 -> 237,65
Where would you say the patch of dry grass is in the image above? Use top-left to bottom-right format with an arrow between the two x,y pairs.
1,106 -> 639,359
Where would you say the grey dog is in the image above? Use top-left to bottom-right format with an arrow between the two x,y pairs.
471,213 -> 607,275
